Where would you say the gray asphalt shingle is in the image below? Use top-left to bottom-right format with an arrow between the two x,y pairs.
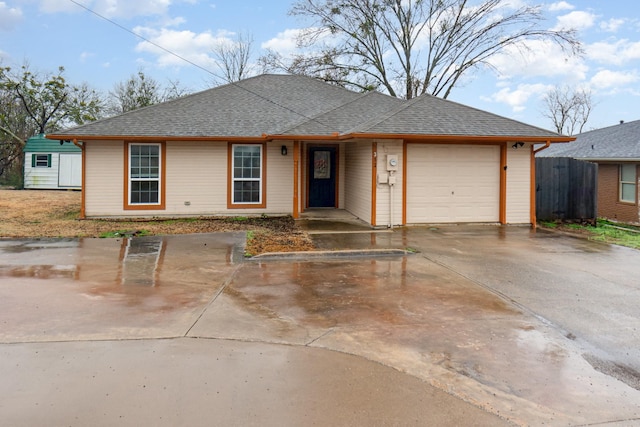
537,119 -> 640,159
52,74 -> 564,140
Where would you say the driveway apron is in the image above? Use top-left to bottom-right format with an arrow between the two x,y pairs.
1,227 -> 639,426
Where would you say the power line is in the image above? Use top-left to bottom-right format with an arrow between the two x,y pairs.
67,0 -> 335,131
68,0 -> 222,80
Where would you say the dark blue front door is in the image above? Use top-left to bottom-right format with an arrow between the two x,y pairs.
308,147 -> 337,208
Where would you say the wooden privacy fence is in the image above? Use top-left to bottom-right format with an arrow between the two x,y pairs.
535,157 -> 597,222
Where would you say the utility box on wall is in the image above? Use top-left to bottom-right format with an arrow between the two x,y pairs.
386,154 -> 398,171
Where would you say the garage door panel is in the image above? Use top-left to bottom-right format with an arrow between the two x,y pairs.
407,145 -> 499,223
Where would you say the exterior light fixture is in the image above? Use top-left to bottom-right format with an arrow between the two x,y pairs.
281,145 -> 288,156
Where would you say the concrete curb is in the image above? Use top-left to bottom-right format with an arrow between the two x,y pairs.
247,248 -> 414,261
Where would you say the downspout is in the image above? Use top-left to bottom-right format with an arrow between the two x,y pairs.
530,140 -> 551,228
72,139 -> 86,219
533,140 -> 551,155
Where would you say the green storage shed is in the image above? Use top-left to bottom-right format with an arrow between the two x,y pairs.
23,134 -> 82,189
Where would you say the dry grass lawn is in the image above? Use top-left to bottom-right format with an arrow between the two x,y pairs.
0,189 -> 315,255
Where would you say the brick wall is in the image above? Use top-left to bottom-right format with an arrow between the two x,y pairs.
597,163 -> 640,223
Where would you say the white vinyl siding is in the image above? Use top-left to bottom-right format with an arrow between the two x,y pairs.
24,153 -> 57,189
166,142 -> 227,213
506,144 -> 532,224
265,142 -> 294,212
85,142 -> 124,216
84,140 -> 294,218
375,140 -> 403,227
344,141 -> 373,222
406,144 -> 500,223
24,153 -> 80,190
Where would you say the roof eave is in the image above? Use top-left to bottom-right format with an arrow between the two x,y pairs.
577,157 -> 640,162
47,133 -> 575,143
344,133 -> 575,143
46,134 -> 266,142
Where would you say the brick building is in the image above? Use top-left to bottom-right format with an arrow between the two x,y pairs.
538,119 -> 640,224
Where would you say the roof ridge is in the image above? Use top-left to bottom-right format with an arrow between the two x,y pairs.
575,118 -> 640,136
342,94 -> 418,134
273,90 -> 395,135
350,93 -> 563,136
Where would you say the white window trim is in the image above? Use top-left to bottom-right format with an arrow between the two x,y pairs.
231,144 -> 263,205
128,142 -> 162,206
619,164 -> 637,204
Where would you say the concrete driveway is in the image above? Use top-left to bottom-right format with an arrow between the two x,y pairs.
1,226 -> 639,426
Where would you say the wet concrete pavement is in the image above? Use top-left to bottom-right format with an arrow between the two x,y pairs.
1,227 -> 639,426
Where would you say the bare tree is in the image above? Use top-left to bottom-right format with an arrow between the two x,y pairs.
541,85 -> 593,135
1,64 -> 104,184
262,0 -> 582,99
107,72 -> 191,116
212,32 -> 255,84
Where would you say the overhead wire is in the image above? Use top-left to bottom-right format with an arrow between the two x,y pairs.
67,0 -> 335,131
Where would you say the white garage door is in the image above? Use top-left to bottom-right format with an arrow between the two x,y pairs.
406,144 -> 500,223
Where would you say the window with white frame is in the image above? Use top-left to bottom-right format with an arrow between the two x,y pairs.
232,144 -> 262,204
620,164 -> 637,203
129,143 -> 161,205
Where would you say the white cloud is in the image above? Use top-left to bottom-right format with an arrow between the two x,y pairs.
261,28 -> 305,54
488,39 -> 588,82
600,18 -> 626,33
79,51 -> 95,62
485,83 -> 552,112
134,27 -> 230,71
587,39 -> 640,66
0,2 -> 23,31
590,69 -> 639,90
553,11 -> 597,31
548,2 -> 574,12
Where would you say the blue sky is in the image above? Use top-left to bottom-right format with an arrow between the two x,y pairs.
1,0 -> 639,132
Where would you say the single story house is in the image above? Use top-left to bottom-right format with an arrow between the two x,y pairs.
47,74 -> 572,227
23,134 -> 82,190
537,119 -> 640,224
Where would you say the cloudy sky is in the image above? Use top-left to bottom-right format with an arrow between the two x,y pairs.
1,0 -> 639,132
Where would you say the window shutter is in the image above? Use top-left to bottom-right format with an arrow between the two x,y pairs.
47,154 -> 52,167
31,154 -> 36,167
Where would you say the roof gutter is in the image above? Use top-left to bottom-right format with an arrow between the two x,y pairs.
533,140 -> 551,154
48,133 -> 575,144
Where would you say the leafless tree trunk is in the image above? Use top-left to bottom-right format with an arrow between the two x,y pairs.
262,0 -> 582,99
542,86 -> 593,135
212,32 -> 255,84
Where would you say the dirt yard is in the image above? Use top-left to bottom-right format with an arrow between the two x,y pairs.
0,189 -> 314,255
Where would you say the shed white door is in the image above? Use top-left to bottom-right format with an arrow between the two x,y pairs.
58,153 -> 82,188
406,144 -> 500,223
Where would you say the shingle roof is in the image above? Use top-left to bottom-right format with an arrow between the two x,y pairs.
50,74 -> 566,141
537,120 -> 640,160
351,93 -> 562,138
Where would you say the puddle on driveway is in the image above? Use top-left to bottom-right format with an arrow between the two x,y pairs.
192,255 -> 640,425
0,233 -> 244,342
